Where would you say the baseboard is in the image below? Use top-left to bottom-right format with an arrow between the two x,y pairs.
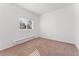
0,34 -> 77,51
39,34 -> 75,44
0,35 -> 38,51
74,43 -> 79,50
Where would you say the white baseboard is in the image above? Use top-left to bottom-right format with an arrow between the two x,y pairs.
74,43 -> 79,50
39,33 -> 79,50
39,34 -> 75,44
0,35 -> 38,51
0,34 -> 78,51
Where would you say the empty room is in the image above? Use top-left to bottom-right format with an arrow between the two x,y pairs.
0,3 -> 79,56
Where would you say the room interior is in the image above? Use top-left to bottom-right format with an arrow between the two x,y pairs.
0,3 -> 79,56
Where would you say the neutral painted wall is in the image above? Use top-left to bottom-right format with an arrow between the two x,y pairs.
39,5 -> 76,43
0,3 -> 39,50
74,4 -> 79,49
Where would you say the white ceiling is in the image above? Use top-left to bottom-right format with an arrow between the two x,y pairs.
16,3 -> 73,15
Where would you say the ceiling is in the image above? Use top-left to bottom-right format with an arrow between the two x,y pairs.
16,3 -> 73,15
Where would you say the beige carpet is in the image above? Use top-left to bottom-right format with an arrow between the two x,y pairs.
0,37 -> 79,56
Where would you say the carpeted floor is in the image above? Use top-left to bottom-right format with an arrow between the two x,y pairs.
0,37 -> 79,56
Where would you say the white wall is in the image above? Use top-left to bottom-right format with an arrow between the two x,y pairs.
74,4 -> 79,49
39,5 -> 76,44
0,3 -> 39,50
